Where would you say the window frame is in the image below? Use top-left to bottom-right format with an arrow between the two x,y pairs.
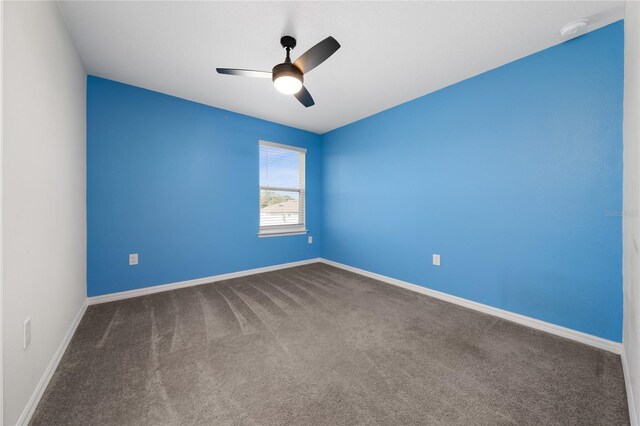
258,140 -> 307,237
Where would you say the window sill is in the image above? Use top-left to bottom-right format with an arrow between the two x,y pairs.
258,229 -> 308,238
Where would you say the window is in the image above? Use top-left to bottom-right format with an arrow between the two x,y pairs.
259,141 -> 306,236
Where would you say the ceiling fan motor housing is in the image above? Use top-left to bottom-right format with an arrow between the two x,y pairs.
272,63 -> 303,84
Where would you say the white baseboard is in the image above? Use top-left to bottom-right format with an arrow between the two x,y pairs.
622,347 -> 638,426
88,258 -> 323,305
16,300 -> 87,426
320,259 -> 622,354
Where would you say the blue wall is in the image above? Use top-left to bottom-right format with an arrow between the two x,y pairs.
88,22 -> 624,341
321,22 -> 624,341
87,77 -> 322,296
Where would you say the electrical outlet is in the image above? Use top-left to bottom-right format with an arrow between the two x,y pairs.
23,317 -> 31,350
308,236 -> 313,244
432,254 -> 441,266
129,253 -> 139,265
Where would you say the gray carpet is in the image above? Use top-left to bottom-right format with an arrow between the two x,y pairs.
31,263 -> 629,425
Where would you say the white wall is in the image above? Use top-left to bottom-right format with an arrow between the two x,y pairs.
2,2 -> 87,424
624,1 -> 640,425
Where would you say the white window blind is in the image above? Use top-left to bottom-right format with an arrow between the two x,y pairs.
259,141 -> 306,236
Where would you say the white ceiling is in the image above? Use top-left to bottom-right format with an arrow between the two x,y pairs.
58,1 -> 624,134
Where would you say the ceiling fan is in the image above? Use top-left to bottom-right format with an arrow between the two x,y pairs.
216,35 -> 341,107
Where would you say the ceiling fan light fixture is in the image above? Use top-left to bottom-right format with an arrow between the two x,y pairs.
272,63 -> 303,95
274,75 -> 303,94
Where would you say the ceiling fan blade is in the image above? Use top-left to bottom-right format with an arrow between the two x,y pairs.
293,36 -> 340,74
294,86 -> 315,107
216,68 -> 272,78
